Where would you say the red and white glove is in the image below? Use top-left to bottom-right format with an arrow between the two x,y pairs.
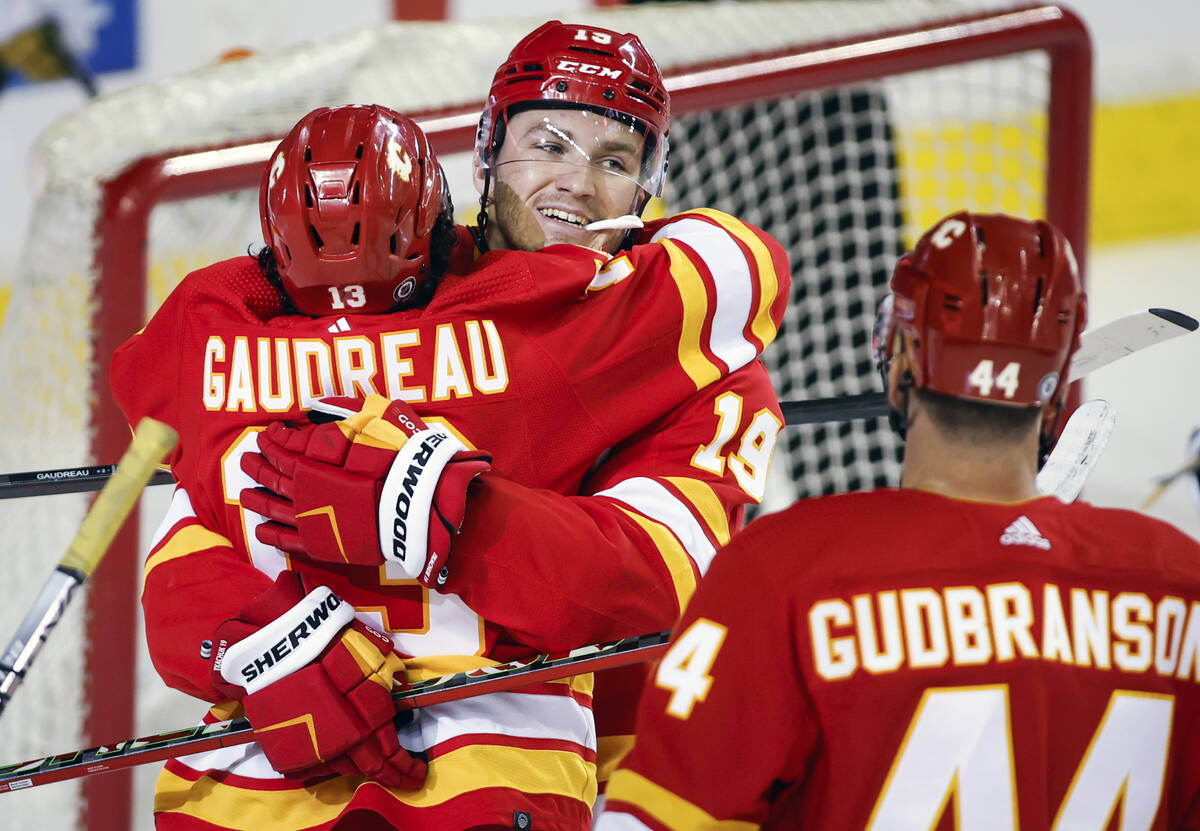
240,394 -> 491,587
210,571 -> 426,788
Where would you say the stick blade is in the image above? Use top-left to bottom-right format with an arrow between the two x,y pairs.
1068,308 -> 1198,382
1036,399 -> 1116,503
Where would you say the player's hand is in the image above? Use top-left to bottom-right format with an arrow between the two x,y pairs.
209,571 -> 426,788
239,394 -> 491,586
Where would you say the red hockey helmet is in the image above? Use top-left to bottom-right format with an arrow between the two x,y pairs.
476,20 -> 670,199
878,211 -> 1086,407
260,105 -> 449,316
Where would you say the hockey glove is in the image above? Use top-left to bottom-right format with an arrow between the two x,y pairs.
240,394 -> 491,586
210,571 -> 426,788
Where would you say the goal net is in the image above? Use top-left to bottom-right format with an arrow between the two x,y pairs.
0,2 -> 1090,829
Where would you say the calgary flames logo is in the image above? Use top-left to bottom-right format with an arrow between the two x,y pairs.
387,141 -> 413,183
267,152 -> 285,189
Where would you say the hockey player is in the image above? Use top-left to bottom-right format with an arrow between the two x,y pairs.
598,212 -> 1200,829
240,20 -> 791,809
114,89 -> 788,831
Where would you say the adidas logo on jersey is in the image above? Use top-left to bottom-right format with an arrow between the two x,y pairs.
327,317 -> 351,333
999,515 -> 1050,550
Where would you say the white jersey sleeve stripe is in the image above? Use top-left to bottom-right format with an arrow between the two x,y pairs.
651,217 -> 758,374
396,689 -> 595,753
174,738 -> 288,780
691,207 -> 782,349
597,477 -> 719,575
150,486 -> 198,550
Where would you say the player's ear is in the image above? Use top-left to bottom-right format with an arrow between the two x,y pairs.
1040,398 -> 1060,427
1039,396 -> 1064,444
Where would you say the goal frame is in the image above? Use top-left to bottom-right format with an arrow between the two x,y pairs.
78,5 -> 1090,829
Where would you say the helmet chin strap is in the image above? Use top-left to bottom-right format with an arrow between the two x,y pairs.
471,166 -> 493,254
1037,398 -> 1064,469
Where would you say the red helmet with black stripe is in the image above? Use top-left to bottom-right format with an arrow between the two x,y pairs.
260,105 -> 450,316
877,211 -> 1086,408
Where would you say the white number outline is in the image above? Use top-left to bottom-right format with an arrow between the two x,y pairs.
573,28 -> 613,44
867,686 -> 1174,830
327,284 -> 367,309
691,392 -> 783,500
654,618 -> 728,719
968,359 -> 1022,399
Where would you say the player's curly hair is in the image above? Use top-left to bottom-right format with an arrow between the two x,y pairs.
252,208 -> 459,317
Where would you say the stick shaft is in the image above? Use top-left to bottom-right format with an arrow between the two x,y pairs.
0,466 -> 174,499
0,631 -> 670,793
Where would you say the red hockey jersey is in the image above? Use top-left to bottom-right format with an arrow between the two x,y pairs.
111,209 -> 789,830
600,489 -> 1200,830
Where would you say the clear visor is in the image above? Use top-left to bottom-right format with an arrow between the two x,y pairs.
484,108 -> 666,213
871,293 -> 896,370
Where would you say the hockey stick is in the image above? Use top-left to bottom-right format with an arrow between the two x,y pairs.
0,464 -> 174,499
0,630 -> 670,793
781,307 -> 1197,426
0,419 -> 179,718
1,308 -> 1193,500
1141,449 -> 1200,510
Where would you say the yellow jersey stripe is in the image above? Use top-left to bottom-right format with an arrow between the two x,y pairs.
341,393 -> 390,431
142,525 -> 232,589
664,476 -> 731,546
689,208 -> 781,350
155,745 -> 596,827
615,506 -> 697,611
597,733 -> 635,784
607,768 -> 760,831
662,239 -> 720,390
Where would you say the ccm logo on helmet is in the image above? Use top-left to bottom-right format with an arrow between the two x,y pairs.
391,432 -> 449,562
556,60 -> 622,80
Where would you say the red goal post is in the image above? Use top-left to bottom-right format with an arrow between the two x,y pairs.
0,3 -> 1090,830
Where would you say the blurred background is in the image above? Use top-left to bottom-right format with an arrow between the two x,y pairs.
0,2 -> 1197,830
